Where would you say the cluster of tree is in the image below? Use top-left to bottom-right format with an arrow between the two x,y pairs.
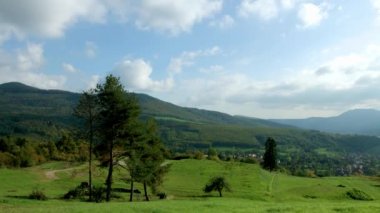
0,134 -> 88,168
74,75 -> 168,202
280,152 -> 380,177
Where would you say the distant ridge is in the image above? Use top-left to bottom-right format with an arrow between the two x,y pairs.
0,82 -> 43,93
0,82 -> 72,94
272,109 -> 380,136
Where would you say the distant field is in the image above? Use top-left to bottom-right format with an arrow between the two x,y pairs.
1,159 -> 379,212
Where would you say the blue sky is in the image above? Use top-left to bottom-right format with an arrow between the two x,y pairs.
1,0 -> 380,118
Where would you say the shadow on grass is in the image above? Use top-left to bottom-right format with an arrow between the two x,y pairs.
6,195 -> 30,200
186,195 -> 218,198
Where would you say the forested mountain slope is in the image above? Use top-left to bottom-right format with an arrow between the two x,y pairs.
1,82 -> 380,175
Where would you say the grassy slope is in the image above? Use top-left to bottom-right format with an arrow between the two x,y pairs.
1,159 -> 379,212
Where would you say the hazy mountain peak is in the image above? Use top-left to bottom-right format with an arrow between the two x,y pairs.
0,82 -> 41,93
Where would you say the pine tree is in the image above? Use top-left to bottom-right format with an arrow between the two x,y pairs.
96,75 -> 140,202
74,89 -> 98,201
262,137 -> 277,172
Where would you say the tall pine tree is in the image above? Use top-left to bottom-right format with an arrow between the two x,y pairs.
73,89 -> 99,201
262,137 -> 277,172
96,75 -> 140,202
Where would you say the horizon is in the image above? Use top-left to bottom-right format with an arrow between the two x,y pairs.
1,1 -> 380,118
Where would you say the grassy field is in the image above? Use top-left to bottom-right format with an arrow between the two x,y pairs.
0,159 -> 380,212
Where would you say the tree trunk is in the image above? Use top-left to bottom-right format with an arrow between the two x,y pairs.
105,140 -> 113,202
129,180 -> 134,202
144,181 -> 149,201
89,122 -> 93,201
219,189 -> 222,197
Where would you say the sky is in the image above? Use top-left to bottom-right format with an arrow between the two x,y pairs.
1,0 -> 380,119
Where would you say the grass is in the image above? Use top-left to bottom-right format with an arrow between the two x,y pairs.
1,159 -> 380,212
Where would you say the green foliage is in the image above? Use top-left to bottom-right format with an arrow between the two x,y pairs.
92,185 -> 106,203
95,75 -> 141,202
346,188 -> 374,201
262,137 -> 277,172
29,189 -> 48,201
203,176 -> 231,197
63,183 -> 89,200
207,147 -> 218,160
122,119 -> 169,201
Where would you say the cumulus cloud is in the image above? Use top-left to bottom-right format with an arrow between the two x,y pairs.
16,43 -> 44,71
0,43 -> 66,89
238,0 -> 279,20
112,58 -> 173,92
62,63 -> 79,73
133,0 -> 222,34
0,0 -> 222,42
0,0 -> 106,41
171,44 -> 380,118
297,3 -> 327,28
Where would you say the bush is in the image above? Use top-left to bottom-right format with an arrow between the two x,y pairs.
346,188 -> 373,201
63,182 -> 89,200
29,189 -> 47,201
157,192 -> 167,199
92,185 -> 106,203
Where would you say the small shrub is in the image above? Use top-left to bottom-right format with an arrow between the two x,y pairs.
92,185 -> 106,203
63,182 -> 89,200
29,189 -> 47,201
337,184 -> 346,188
157,192 -> 167,199
346,188 -> 373,201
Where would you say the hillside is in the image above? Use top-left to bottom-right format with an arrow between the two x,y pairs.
1,82 -> 380,176
0,160 -> 379,212
0,82 -> 285,138
272,109 -> 380,136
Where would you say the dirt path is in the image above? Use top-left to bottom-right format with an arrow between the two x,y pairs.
45,168 -> 76,180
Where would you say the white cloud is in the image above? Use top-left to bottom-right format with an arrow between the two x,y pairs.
210,15 -> 235,29
0,0 -> 223,42
0,0 -> 106,41
62,63 -> 79,73
0,43 -> 66,89
199,65 -> 225,74
370,0 -> 380,24
280,0 -> 296,10
168,44 -> 380,118
168,46 -> 221,74
16,43 -> 44,71
87,75 -> 100,89
238,0 -> 279,20
297,3 -> 327,28
112,58 -> 173,92
84,41 -> 98,58
134,0 -> 222,34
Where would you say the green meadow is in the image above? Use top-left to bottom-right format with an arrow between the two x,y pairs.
1,159 -> 379,212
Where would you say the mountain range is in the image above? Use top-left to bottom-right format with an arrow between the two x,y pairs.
272,109 -> 380,136
1,82 -> 380,157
